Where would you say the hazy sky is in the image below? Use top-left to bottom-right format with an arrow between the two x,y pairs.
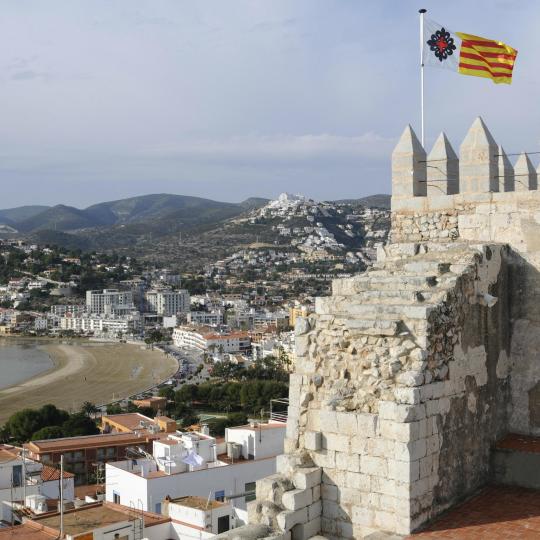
0,0 -> 537,208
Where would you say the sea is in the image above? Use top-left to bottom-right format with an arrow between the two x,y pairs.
0,338 -> 54,390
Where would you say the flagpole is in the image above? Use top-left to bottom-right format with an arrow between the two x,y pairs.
419,8 -> 426,147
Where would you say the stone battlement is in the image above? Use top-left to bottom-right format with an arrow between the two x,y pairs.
392,117 -> 537,203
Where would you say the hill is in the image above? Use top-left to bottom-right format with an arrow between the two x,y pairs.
333,194 -> 391,208
0,205 -> 50,226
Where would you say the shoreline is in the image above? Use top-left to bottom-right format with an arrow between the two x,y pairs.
0,340 -> 178,424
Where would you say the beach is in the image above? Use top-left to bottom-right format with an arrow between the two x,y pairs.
0,340 -> 178,425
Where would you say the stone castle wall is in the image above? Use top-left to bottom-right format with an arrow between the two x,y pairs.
217,118 -> 540,539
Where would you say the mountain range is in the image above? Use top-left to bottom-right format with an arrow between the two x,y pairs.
0,193 -> 390,254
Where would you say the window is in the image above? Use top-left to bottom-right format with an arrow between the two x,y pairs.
245,482 -> 256,502
217,515 -> 230,534
215,490 -> 225,502
12,465 -> 23,487
113,491 -> 121,504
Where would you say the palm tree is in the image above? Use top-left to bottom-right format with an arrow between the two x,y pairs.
80,401 -> 98,418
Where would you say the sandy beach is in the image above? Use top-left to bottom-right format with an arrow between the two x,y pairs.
0,341 -> 178,425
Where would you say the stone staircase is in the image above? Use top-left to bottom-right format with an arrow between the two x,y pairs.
217,241 -> 506,540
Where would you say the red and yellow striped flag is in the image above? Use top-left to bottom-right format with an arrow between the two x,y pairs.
456,32 -> 518,84
423,20 -> 518,84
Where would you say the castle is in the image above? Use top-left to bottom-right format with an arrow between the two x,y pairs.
217,117 -> 540,539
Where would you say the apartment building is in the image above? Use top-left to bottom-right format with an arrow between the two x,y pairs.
85,289 -> 134,315
187,310 -> 224,326
172,326 -> 251,353
0,444 -> 74,523
49,304 -> 85,317
105,421 -> 285,515
145,289 -> 190,316
59,312 -> 140,336
25,431 -> 159,485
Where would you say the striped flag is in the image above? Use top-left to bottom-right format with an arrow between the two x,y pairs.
423,19 -> 518,84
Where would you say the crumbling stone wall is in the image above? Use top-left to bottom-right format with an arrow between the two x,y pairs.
223,118 -> 540,539
390,211 -> 459,243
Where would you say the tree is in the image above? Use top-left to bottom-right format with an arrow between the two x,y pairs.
39,404 -> 70,427
62,413 -> 99,437
5,409 -> 43,443
106,403 -> 123,415
158,387 -> 175,401
80,401 -> 98,417
31,426 -> 64,441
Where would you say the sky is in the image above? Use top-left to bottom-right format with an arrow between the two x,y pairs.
0,0 -> 538,208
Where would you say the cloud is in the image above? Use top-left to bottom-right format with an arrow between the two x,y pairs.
10,70 -> 48,81
145,133 -> 394,164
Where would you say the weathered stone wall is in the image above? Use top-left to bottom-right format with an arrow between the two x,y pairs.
228,118 -> 540,539
282,243 -> 510,537
390,211 -> 459,243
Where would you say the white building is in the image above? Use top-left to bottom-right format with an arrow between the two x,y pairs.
172,326 -> 251,353
146,289 -> 190,316
60,313 -> 140,337
86,289 -> 134,315
188,311 -> 224,326
105,422 -> 285,515
163,495 -> 233,536
0,445 -> 74,523
50,304 -> 85,317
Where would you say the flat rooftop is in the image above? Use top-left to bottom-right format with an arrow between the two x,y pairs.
32,502 -> 167,535
170,495 -> 226,510
0,524 -> 56,539
102,412 -> 155,431
227,422 -> 286,432
26,431 -> 160,452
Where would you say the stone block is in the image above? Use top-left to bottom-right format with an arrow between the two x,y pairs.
293,467 -> 322,490
319,411 -> 338,433
361,455 -> 388,477
387,458 -> 420,483
357,413 -> 378,437
378,401 -> 397,420
322,500 -> 349,522
336,411 -> 358,433
351,505 -> 375,527
256,474 -> 293,504
380,420 -> 423,443
277,507 -> 309,532
420,454 -> 434,479
336,451 -> 361,472
312,484 -> 321,502
394,438 -> 427,462
311,449 -> 335,469
367,438 -> 395,458
307,500 -> 322,520
306,410 -> 321,432
374,510 -> 396,530
350,435 -> 368,455
304,431 -> 322,451
291,517 -> 321,540
322,432 -> 350,452
394,387 -> 421,404
394,403 -> 426,423
283,488 -> 313,512
345,471 -> 371,491
321,483 -> 338,502
277,454 -> 304,475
